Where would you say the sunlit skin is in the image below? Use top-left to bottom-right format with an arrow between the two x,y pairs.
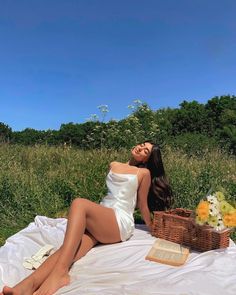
0,142 -> 154,295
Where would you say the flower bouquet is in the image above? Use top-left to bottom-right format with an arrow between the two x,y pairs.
195,191 -> 236,231
151,190 -> 235,251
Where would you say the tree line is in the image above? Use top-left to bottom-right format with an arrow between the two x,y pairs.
0,95 -> 235,154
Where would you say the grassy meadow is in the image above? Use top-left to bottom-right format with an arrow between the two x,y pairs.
0,144 -> 235,245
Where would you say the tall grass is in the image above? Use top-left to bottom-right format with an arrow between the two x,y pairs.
0,144 -> 235,245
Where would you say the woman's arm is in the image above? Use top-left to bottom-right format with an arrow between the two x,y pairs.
137,169 -> 153,231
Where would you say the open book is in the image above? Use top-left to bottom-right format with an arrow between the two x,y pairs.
145,238 -> 190,266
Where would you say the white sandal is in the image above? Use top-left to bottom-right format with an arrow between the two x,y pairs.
23,244 -> 54,270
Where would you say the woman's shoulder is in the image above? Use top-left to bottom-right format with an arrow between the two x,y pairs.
109,161 -> 119,168
109,161 -> 139,174
138,167 -> 151,176
109,161 -> 124,171
109,162 -> 150,177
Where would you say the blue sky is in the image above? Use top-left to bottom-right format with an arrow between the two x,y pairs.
0,0 -> 235,131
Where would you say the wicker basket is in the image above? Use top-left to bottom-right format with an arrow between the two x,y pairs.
151,208 -> 231,252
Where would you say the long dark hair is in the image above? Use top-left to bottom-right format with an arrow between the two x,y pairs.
137,141 -> 173,211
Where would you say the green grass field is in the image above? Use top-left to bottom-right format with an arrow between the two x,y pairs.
0,144 -> 235,245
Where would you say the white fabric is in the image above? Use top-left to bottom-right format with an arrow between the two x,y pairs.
100,170 -> 138,241
0,216 -> 236,295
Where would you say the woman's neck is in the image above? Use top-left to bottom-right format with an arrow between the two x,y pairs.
128,158 -> 139,166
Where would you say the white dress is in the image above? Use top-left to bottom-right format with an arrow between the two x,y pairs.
100,170 -> 139,241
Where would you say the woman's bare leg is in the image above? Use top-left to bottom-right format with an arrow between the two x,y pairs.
2,198 -> 121,295
1,232 -> 97,295
33,198 -> 121,295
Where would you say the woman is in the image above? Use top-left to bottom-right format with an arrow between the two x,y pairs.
1,141 -> 173,295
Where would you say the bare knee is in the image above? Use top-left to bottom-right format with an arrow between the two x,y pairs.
70,197 -> 89,211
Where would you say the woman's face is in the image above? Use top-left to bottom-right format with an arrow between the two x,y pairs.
131,142 -> 153,163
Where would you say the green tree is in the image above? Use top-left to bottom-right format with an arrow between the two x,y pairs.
171,100 -> 209,135
0,122 -> 12,143
205,95 -> 236,130
206,95 -> 236,152
59,122 -> 93,147
154,107 -> 178,145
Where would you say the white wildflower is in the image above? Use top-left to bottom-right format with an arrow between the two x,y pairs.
207,195 -> 218,205
215,219 -> 226,231
209,204 -> 220,216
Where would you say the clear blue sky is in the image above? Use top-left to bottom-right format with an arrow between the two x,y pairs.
0,0 -> 235,131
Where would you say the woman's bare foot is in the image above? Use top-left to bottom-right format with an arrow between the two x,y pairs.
33,269 -> 70,295
1,279 -> 35,295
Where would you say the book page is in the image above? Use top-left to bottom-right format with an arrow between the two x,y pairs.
145,239 -> 190,266
151,248 -> 185,261
146,248 -> 188,266
153,238 -> 189,254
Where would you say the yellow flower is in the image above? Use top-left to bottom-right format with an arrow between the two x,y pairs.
229,208 -> 236,214
223,212 -> 236,227
196,201 -> 209,222
215,191 -> 225,202
195,215 -> 205,225
220,200 -> 235,215
208,215 -> 219,227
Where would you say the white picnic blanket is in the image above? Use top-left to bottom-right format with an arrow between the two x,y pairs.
0,216 -> 236,295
